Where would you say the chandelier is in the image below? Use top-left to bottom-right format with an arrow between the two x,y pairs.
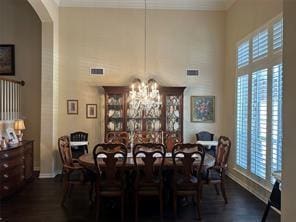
129,78 -> 161,117
128,0 -> 162,117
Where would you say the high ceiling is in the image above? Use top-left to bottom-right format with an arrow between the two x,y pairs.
55,0 -> 237,11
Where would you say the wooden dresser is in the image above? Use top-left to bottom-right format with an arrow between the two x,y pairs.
0,140 -> 34,199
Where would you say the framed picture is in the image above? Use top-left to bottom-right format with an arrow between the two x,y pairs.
191,96 -> 215,122
6,127 -> 19,144
86,104 -> 97,119
0,44 -> 15,76
67,100 -> 78,115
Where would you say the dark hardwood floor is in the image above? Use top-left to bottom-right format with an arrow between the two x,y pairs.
0,176 -> 280,222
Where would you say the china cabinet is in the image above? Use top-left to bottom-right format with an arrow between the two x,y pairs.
103,86 -> 185,144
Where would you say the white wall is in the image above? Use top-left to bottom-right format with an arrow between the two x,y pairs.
0,0 -> 41,169
58,8 -> 225,155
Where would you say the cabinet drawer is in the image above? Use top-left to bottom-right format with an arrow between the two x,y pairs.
0,148 -> 23,160
0,175 -> 23,198
0,166 -> 24,182
0,157 -> 24,172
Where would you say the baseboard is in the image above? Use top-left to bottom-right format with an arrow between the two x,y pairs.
39,170 -> 60,178
227,171 -> 269,203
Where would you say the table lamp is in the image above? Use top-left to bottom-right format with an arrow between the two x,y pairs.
14,119 -> 26,142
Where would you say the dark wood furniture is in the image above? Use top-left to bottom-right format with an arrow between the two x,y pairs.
58,136 -> 94,206
106,131 -> 129,146
202,136 -> 231,204
133,143 -> 166,222
262,172 -> 281,222
92,143 -> 127,222
172,143 -> 205,220
0,140 -> 34,199
103,86 -> 186,146
70,131 -> 88,158
79,152 -> 215,172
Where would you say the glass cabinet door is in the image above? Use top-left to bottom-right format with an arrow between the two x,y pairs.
126,95 -> 143,132
166,95 -> 181,133
106,94 -> 123,132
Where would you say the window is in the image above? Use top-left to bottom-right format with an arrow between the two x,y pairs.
251,69 -> 268,179
236,75 -> 248,169
271,64 -> 283,174
235,16 -> 282,186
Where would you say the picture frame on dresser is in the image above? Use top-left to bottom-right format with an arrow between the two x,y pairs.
6,127 -> 18,144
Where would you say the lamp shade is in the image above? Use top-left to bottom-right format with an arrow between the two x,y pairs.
14,119 -> 26,130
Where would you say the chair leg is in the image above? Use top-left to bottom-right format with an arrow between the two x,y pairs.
61,175 -> 70,206
196,186 -> 202,220
159,191 -> 164,222
121,194 -> 125,222
220,181 -> 228,204
68,184 -> 74,198
173,191 -> 177,220
89,182 -> 94,205
134,193 -> 138,222
214,184 -> 220,195
261,201 -> 271,222
95,195 -> 100,222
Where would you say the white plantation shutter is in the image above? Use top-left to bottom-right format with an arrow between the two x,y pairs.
236,75 -> 248,169
271,64 -> 283,176
252,29 -> 268,60
251,69 -> 268,179
235,16 -> 282,186
237,41 -> 249,68
273,19 -> 283,50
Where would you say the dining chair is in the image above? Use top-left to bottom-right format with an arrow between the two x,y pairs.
172,143 -> 205,220
93,143 -> 127,222
133,143 -> 166,222
201,136 -> 231,204
70,131 -> 88,158
58,135 -> 94,206
196,131 -> 215,156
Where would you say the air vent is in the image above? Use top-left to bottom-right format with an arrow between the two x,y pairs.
187,69 -> 199,76
90,68 -> 104,75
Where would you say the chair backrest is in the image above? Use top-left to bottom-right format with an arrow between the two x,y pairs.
215,136 -> 231,167
196,131 -> 214,141
70,131 -> 89,154
93,143 -> 127,185
70,131 -> 88,141
172,143 -> 205,184
133,143 -> 166,185
58,136 -> 74,167
106,131 -> 129,146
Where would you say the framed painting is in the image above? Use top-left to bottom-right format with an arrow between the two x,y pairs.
0,44 -> 15,76
191,96 -> 215,122
86,104 -> 97,119
67,100 -> 78,115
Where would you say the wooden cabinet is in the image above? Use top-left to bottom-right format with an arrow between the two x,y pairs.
103,86 -> 185,143
0,140 -> 34,199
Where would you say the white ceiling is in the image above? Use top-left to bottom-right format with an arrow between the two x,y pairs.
55,0 -> 237,11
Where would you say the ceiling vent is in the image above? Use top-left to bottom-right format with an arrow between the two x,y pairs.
90,68 -> 104,75
187,69 -> 199,76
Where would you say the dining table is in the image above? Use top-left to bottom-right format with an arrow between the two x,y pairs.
78,152 -> 216,172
